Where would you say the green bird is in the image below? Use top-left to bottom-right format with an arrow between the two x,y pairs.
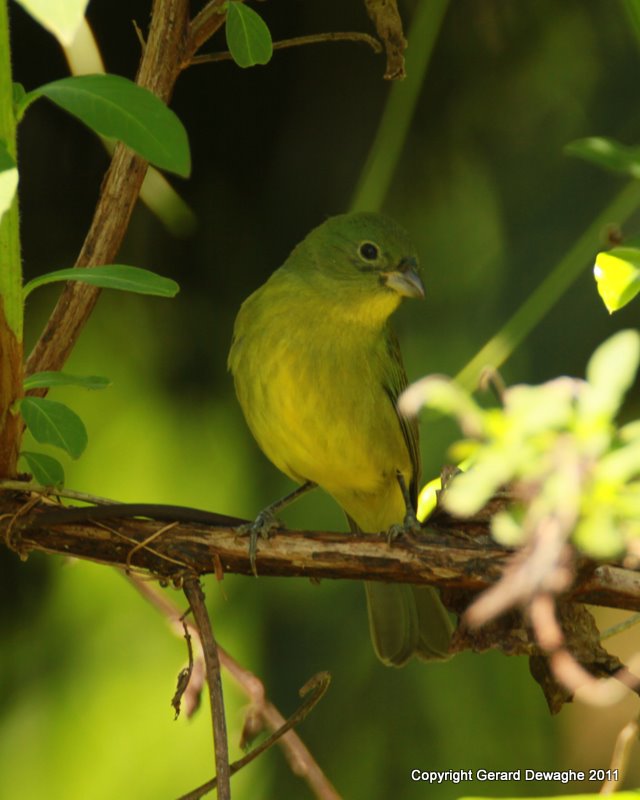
228,212 -> 452,666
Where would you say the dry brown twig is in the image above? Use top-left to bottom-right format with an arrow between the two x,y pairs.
177,672 -> 333,800
127,574 -> 340,799
183,576 -> 231,799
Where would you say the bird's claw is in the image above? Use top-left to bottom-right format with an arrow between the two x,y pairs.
238,509 -> 283,576
386,512 -> 422,545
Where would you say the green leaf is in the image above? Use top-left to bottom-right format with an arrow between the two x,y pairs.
13,0 -> 89,46
0,140 -> 18,222
20,397 -> 88,459
565,136 -> 640,178
24,371 -> 111,391
18,74 -> 191,177
225,2 -> 273,68
581,329 -> 640,422
23,264 -> 179,299
594,247 -> 640,312
20,451 -> 65,487
587,329 -> 640,394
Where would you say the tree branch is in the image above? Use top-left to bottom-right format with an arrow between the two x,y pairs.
3,493 -> 639,614
25,0 -> 191,380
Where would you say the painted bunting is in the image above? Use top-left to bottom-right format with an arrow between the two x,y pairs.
228,212 -> 452,666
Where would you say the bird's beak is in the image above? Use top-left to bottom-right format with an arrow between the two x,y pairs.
382,258 -> 425,299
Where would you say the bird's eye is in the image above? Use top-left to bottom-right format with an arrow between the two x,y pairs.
359,242 -> 379,261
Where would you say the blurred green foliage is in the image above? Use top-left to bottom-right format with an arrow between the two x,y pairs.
404,330 -> 640,559
4,1 -> 640,798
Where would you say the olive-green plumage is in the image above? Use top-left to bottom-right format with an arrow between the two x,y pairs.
228,212 -> 452,666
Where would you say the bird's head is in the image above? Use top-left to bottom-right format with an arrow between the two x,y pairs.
287,212 -> 424,324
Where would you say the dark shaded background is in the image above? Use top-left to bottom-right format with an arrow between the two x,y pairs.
2,1 -> 640,798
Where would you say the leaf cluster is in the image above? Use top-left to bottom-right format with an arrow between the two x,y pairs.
404,331 -> 640,560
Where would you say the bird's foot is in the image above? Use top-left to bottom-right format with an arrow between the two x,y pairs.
387,469 -> 423,544
238,509 -> 284,576
386,512 -> 422,545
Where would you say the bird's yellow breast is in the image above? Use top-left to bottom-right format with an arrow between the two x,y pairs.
229,280 -> 413,531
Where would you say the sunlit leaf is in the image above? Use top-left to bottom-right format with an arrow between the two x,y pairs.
20,397 -> 88,459
594,247 -> 640,312
24,371 -> 111,391
20,451 -> 65,487
18,74 -> 191,177
0,140 -> 18,222
23,264 -> 179,299
416,476 -> 441,521
225,2 -> 273,68
565,136 -> 640,178
14,0 -> 89,46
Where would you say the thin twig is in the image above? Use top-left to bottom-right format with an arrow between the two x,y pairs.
190,31 -> 382,66
126,575 -> 339,798
177,673 -> 333,800
600,716 -> 639,794
0,480 -> 126,506
186,0 -> 236,63
126,520 -> 179,571
600,612 -> 640,641
183,576 -> 231,800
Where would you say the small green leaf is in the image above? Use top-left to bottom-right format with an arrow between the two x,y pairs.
20,397 -> 88,459
13,0 -> 89,46
0,140 -> 18,222
225,2 -> 273,68
443,453 -> 511,516
565,136 -> 640,178
20,451 -> 65,487
587,329 -> 640,394
24,371 -> 111,391
581,329 -> 640,422
594,247 -> 640,312
23,264 -> 179,299
18,74 -> 191,177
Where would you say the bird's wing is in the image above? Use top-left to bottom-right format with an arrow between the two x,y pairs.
383,326 -> 421,505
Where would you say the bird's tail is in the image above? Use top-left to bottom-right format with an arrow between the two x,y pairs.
347,514 -> 452,666
364,581 -> 453,666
